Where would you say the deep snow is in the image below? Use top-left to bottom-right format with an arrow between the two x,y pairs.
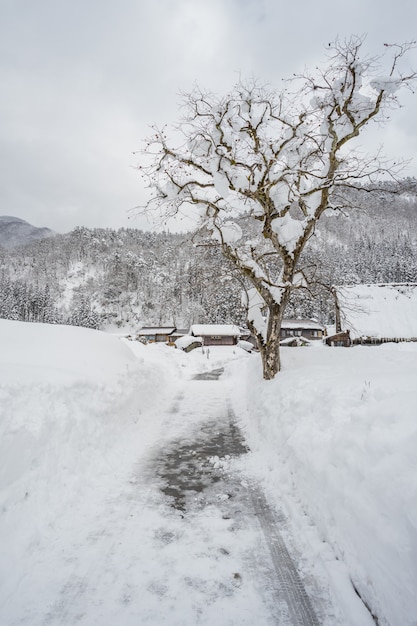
0,319 -> 416,625
229,343 -> 417,626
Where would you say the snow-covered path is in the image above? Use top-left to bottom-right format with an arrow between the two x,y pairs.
146,370 -> 320,625
41,376 -> 317,625
1,357 -> 321,625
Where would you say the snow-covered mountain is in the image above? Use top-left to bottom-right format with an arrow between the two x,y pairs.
0,215 -> 55,250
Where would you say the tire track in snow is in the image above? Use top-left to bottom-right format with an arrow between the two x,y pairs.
152,368 -> 320,625
247,485 -> 320,626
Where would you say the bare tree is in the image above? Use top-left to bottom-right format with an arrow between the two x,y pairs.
138,37 -> 416,379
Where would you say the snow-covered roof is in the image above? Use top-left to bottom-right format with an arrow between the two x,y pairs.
335,283 -> 417,340
137,326 -> 176,336
281,318 -> 324,330
190,324 -> 241,337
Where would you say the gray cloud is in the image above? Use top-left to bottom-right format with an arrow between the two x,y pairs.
1,0 -> 416,232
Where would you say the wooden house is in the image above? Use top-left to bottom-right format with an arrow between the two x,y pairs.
137,326 -> 176,343
189,324 -> 241,346
280,318 -> 324,342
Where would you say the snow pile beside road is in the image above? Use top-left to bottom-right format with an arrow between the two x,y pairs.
0,320 -> 179,616
0,319 -> 179,491
231,344 -> 417,626
1,318 -> 137,385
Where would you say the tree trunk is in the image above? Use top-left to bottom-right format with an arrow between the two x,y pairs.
333,289 -> 342,333
259,306 -> 283,380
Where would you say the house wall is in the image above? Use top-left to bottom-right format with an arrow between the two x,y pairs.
138,333 -> 172,343
280,328 -> 323,340
155,334 -> 171,342
201,335 -> 237,346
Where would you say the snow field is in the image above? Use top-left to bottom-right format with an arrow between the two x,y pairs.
228,343 -> 417,626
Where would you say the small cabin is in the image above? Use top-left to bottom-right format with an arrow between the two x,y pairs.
280,319 -> 324,341
189,324 -> 241,346
137,326 -> 176,343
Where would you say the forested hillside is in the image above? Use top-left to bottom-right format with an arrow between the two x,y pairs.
0,227 -> 244,330
1,180 -> 416,331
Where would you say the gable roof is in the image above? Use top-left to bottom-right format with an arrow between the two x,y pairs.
281,318 -> 324,330
137,326 -> 176,336
190,324 -> 241,337
335,283 -> 417,340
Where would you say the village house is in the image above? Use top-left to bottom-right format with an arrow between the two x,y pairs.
137,326 -> 176,343
137,324 -> 243,348
138,320 -> 326,349
280,319 -> 325,342
189,324 -> 241,346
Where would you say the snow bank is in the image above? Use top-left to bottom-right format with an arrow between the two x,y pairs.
0,322 -> 179,490
0,319 -> 136,384
231,344 -> 417,626
0,320 -> 179,621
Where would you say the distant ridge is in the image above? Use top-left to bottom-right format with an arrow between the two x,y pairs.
0,216 -> 56,250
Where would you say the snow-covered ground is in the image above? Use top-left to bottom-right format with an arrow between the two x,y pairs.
229,342 -> 417,626
1,319 -> 416,625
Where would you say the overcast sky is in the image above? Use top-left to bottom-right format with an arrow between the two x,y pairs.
1,0 -> 416,233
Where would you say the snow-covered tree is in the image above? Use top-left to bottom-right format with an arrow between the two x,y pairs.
70,294 -> 100,329
138,37 -> 416,379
